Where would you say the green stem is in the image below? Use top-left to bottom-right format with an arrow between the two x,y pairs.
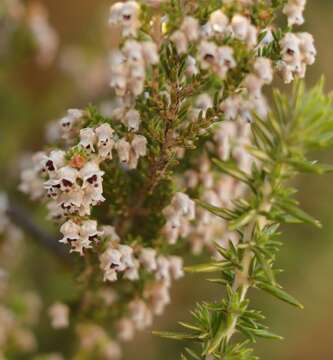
219,181 -> 274,353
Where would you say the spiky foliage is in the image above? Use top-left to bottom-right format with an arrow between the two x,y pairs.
156,80 -> 333,359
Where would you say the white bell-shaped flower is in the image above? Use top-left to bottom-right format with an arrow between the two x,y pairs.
155,256 -> 171,283
169,256 -> 184,280
243,74 -> 263,98
80,161 -> 104,189
231,14 -> 251,41
172,192 -> 195,220
116,318 -> 135,342
42,150 -> 66,176
170,30 -> 188,54
109,1 -> 141,37
102,225 -> 120,242
124,259 -> 140,281
59,109 -> 83,138
208,10 -> 229,35
70,236 -> 93,256
220,95 -> 241,121
245,24 -> 258,48
58,188 -> 84,215
276,61 -> 294,84
298,32 -> 316,65
118,244 -> 135,270
95,123 -> 115,159
185,56 -> 199,76
80,220 -> 102,242
44,179 -> 61,199
123,109 -> 141,132
280,33 -> 301,65
100,248 -> 122,282
214,120 -> 237,161
180,16 -> 199,42
129,299 -> 152,330
117,138 -> 131,163
139,248 -> 157,272
123,40 -> 145,67
57,166 -> 78,192
198,41 -> 217,70
141,41 -> 159,65
217,46 -> 236,78
131,135 -> 147,157
283,1 -> 305,26
253,57 -> 273,84
60,220 -> 80,244
79,128 -> 97,153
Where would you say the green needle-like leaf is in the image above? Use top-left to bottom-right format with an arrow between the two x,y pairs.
256,281 -> 304,309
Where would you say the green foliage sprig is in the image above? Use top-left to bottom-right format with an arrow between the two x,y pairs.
156,80 -> 333,359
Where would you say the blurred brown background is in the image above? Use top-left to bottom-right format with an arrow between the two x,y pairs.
1,1 -> 333,359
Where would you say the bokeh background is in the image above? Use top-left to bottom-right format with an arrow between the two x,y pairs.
1,1 -> 333,359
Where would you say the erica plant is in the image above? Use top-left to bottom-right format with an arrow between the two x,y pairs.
1,0 -> 333,359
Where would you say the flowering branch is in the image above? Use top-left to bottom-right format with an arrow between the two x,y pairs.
14,0 -> 324,358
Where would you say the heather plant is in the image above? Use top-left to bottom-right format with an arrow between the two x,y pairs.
1,0 -> 333,359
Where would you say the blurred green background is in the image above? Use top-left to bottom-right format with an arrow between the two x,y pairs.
1,1 -> 333,359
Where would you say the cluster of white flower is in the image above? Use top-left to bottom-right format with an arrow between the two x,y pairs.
110,39 -> 159,97
60,109 -> 147,167
19,152 -> 46,200
162,192 -> 196,244
117,134 -> 148,169
155,1 -> 307,256
109,1 -> 159,101
170,10 -> 260,81
20,107 -> 149,255
181,155 -> 242,255
116,255 -> 183,341
169,56 -> 271,253
97,225 -> 184,340
27,2 -> 59,66
1,1 -> 58,66
60,220 -> 103,255
283,0 -> 306,27
77,323 -> 122,360
198,41 -> 236,80
170,7 -> 315,85
170,16 -> 200,54
100,233 -> 183,282
0,292 -> 41,357
0,306 -> 37,355
42,154 -> 105,221
99,226 -> 139,282
278,32 -> 316,83
187,95 -> 256,253
168,55 -> 271,252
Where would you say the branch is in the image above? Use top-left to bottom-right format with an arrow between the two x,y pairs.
6,199 -> 71,264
